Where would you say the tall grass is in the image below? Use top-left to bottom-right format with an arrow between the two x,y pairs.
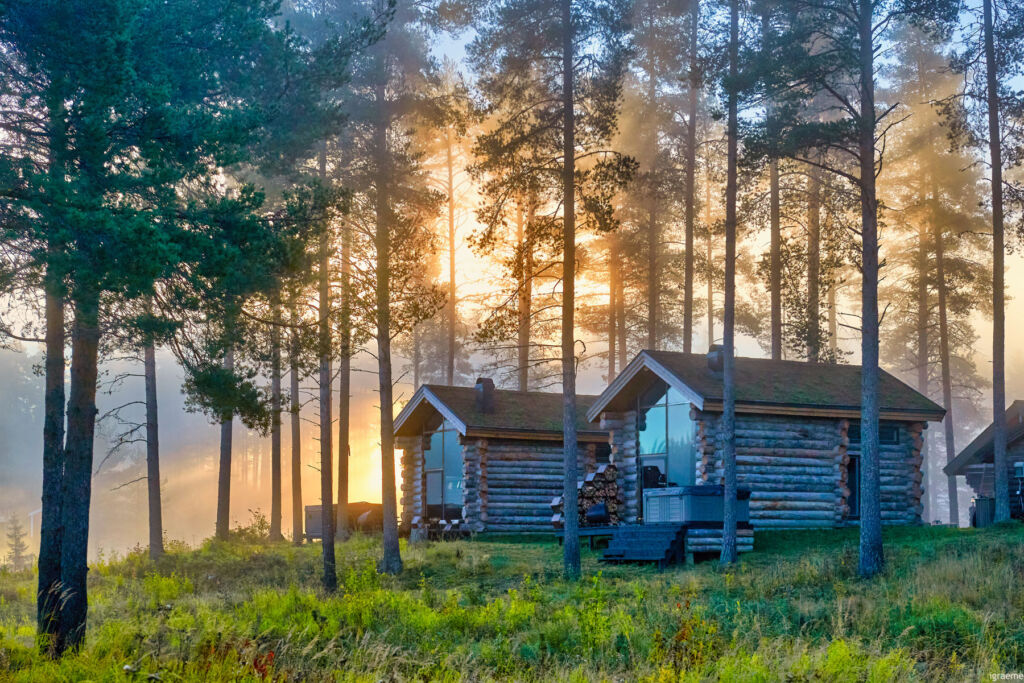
1,524 -> 1021,681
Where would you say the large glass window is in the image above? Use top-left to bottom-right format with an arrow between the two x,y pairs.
637,385 -> 696,489
423,420 -> 464,520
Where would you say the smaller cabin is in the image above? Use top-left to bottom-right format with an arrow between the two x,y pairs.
394,379 -> 610,534
588,348 -> 946,529
944,400 -> 1024,522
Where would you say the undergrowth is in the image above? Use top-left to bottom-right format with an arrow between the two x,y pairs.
0,523 -> 1021,681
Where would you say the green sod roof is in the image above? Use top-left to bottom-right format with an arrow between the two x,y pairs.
586,350 -> 946,421
645,350 -> 945,416
394,384 -> 605,438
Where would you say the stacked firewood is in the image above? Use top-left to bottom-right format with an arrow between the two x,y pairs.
550,463 -> 624,528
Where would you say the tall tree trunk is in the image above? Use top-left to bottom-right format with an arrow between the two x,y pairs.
720,0 -> 739,567
935,222 -> 960,527
765,11 -> 782,362
683,0 -> 699,355
646,61 -> 658,352
269,298 -> 283,541
412,326 -> 421,389
289,301 -> 303,545
828,283 -> 838,355
337,221 -> 352,541
806,164 -> 822,361
38,95 -> 67,654
769,159 -> 782,360
517,201 -> 532,391
616,257 -> 627,371
915,221 -> 930,524
647,205 -> 658,351
215,347 -> 234,541
376,85 -> 403,575
446,128 -> 457,385
857,0 -> 883,578
318,142 -> 337,588
608,235 -> 618,380
144,338 -> 164,558
705,174 -> 714,348
561,0 -> 580,580
983,0 -> 1009,522
37,278 -> 64,654
56,289 -> 100,651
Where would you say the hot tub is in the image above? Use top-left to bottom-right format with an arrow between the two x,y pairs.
642,485 -> 751,524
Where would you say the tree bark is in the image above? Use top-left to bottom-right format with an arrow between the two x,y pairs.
56,289 -> 100,651
337,220 -> 352,541
376,83 -> 403,576
608,235 -> 618,380
857,0 -> 883,578
705,175 -> 714,347
765,10 -> 782,362
828,283 -> 838,355
289,301 -> 303,545
269,298 -> 283,541
318,142 -> 337,588
144,339 -> 164,558
683,0 -> 699,355
935,220 -> 960,526
983,0 -> 1009,523
561,0 -> 580,580
720,0 -> 739,567
38,95 -> 67,654
37,278 -> 64,655
446,127 -> 457,385
215,347 -> 234,541
915,220 -> 930,523
806,163 -> 821,362
517,201 -> 532,392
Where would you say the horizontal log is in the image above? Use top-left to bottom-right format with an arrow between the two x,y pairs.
486,514 -> 553,523
751,509 -> 836,519
735,455 -> 837,468
736,447 -> 839,458
750,500 -> 837,512
750,491 -> 839,502
753,519 -> 836,528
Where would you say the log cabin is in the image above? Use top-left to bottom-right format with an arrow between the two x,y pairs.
394,379 -> 610,535
587,348 -> 946,529
943,400 -> 1024,523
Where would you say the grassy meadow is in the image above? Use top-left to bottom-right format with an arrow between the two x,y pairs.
1,521 -> 1022,681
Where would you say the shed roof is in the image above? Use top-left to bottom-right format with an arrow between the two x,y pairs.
586,350 -> 946,423
394,384 -> 608,441
944,400 -> 1024,476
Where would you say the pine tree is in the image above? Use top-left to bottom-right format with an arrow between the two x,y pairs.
5,517 -> 30,571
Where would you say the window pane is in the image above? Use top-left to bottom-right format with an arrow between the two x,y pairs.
666,401 -> 695,486
426,470 -> 442,508
666,387 -> 687,405
443,429 -> 463,507
424,430 -> 443,470
639,403 -> 667,455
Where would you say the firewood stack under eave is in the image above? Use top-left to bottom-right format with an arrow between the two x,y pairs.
550,463 -> 624,529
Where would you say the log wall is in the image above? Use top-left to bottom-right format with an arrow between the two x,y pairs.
964,439 -> 1024,519
600,409 -> 925,529
399,433 -> 601,534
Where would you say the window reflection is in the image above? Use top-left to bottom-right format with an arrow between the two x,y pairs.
637,385 -> 696,490
423,419 -> 464,520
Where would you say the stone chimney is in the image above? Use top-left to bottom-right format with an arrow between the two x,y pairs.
706,344 -> 724,373
474,377 -> 496,413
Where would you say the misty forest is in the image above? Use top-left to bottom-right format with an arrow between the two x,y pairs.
2,0 -> 1024,679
